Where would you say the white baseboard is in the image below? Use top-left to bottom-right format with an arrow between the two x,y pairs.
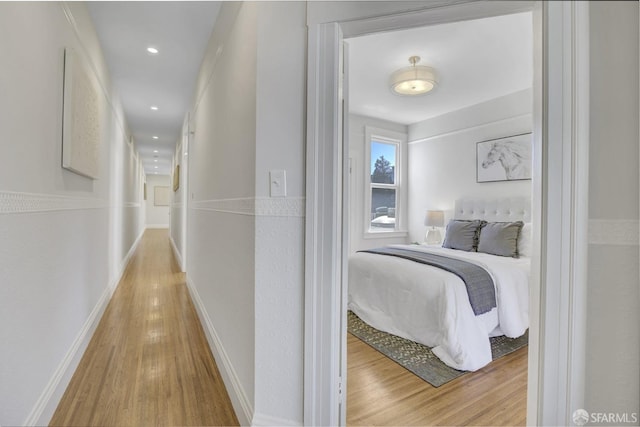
116,229 -> 145,288
25,229 -> 144,426
169,235 -> 184,272
185,274 -> 253,426
252,413 -> 302,427
146,224 -> 169,229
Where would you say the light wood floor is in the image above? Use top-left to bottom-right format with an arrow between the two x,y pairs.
50,229 -> 238,426
347,332 -> 528,426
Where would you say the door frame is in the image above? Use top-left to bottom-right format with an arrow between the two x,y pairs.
304,1 -> 590,426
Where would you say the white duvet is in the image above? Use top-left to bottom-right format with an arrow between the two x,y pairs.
348,244 -> 530,371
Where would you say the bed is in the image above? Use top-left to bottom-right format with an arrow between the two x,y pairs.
348,198 -> 531,371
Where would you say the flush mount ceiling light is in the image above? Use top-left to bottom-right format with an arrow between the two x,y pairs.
150,105 -> 158,111
152,136 -> 159,139
146,46 -> 159,55
390,56 -> 437,96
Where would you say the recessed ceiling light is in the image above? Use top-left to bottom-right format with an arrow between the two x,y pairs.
153,150 -> 158,153
150,105 -> 158,111
154,166 -> 158,169
154,159 -> 158,162
147,47 -> 159,55
152,136 -> 159,139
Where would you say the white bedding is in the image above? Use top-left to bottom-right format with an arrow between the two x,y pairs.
348,244 -> 530,371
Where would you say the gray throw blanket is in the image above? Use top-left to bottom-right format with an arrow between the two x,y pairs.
358,247 -> 496,315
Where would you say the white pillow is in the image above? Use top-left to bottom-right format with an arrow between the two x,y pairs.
518,223 -> 532,257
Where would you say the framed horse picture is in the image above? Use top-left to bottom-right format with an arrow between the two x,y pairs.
476,133 -> 532,183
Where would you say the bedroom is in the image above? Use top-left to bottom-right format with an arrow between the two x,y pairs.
345,11 -> 533,425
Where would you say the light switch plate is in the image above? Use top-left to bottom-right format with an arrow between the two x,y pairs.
270,170 -> 286,197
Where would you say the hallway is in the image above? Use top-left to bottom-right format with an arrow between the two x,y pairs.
49,230 -> 238,426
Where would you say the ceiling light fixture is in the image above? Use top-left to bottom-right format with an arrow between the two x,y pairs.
153,150 -> 158,153
390,56 -> 437,96
147,47 -> 159,55
152,136 -> 159,139
150,105 -> 158,111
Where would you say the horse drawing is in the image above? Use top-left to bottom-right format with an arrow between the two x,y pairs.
481,140 -> 531,180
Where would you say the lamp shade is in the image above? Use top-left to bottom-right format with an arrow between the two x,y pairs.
424,210 -> 444,227
390,56 -> 437,96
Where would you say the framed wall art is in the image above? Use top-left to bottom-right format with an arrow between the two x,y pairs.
61,48 -> 102,179
476,133 -> 532,183
173,164 -> 180,192
154,186 -> 170,206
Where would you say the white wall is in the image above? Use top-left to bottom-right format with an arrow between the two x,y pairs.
253,3 -> 306,424
407,89 -> 532,242
586,1 -> 639,419
0,3 -> 144,425
185,3 -> 308,425
170,129 -> 187,270
145,174 -> 171,228
348,114 -> 409,252
186,3 -> 257,425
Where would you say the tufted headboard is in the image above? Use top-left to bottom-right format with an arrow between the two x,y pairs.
453,197 -> 531,223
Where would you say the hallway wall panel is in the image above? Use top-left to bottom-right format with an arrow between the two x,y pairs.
586,1 -> 639,417
186,3 -> 257,424
0,3 -> 144,425
253,3 -> 307,423
184,3 -> 307,425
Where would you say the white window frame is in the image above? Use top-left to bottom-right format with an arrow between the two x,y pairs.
363,126 -> 407,238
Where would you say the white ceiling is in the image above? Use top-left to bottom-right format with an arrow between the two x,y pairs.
87,6 -> 531,176
347,11 -> 533,125
87,2 -> 221,176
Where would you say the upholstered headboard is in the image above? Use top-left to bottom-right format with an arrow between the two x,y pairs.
453,197 -> 531,223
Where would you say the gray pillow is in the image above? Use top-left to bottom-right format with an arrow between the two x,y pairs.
442,220 -> 484,251
477,221 -> 524,257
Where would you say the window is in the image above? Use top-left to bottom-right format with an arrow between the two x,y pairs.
369,140 -> 398,230
364,127 -> 406,236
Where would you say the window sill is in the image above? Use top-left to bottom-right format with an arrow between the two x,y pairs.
363,230 -> 408,239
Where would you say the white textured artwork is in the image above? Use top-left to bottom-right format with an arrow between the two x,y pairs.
154,186 -> 170,206
477,133 -> 532,182
62,48 -> 101,179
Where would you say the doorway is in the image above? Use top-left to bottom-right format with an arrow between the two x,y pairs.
304,2 -> 590,426
343,11 -> 534,425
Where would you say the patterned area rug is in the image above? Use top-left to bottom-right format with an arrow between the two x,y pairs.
348,310 -> 528,387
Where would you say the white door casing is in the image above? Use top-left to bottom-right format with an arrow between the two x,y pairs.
304,2 -> 589,426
